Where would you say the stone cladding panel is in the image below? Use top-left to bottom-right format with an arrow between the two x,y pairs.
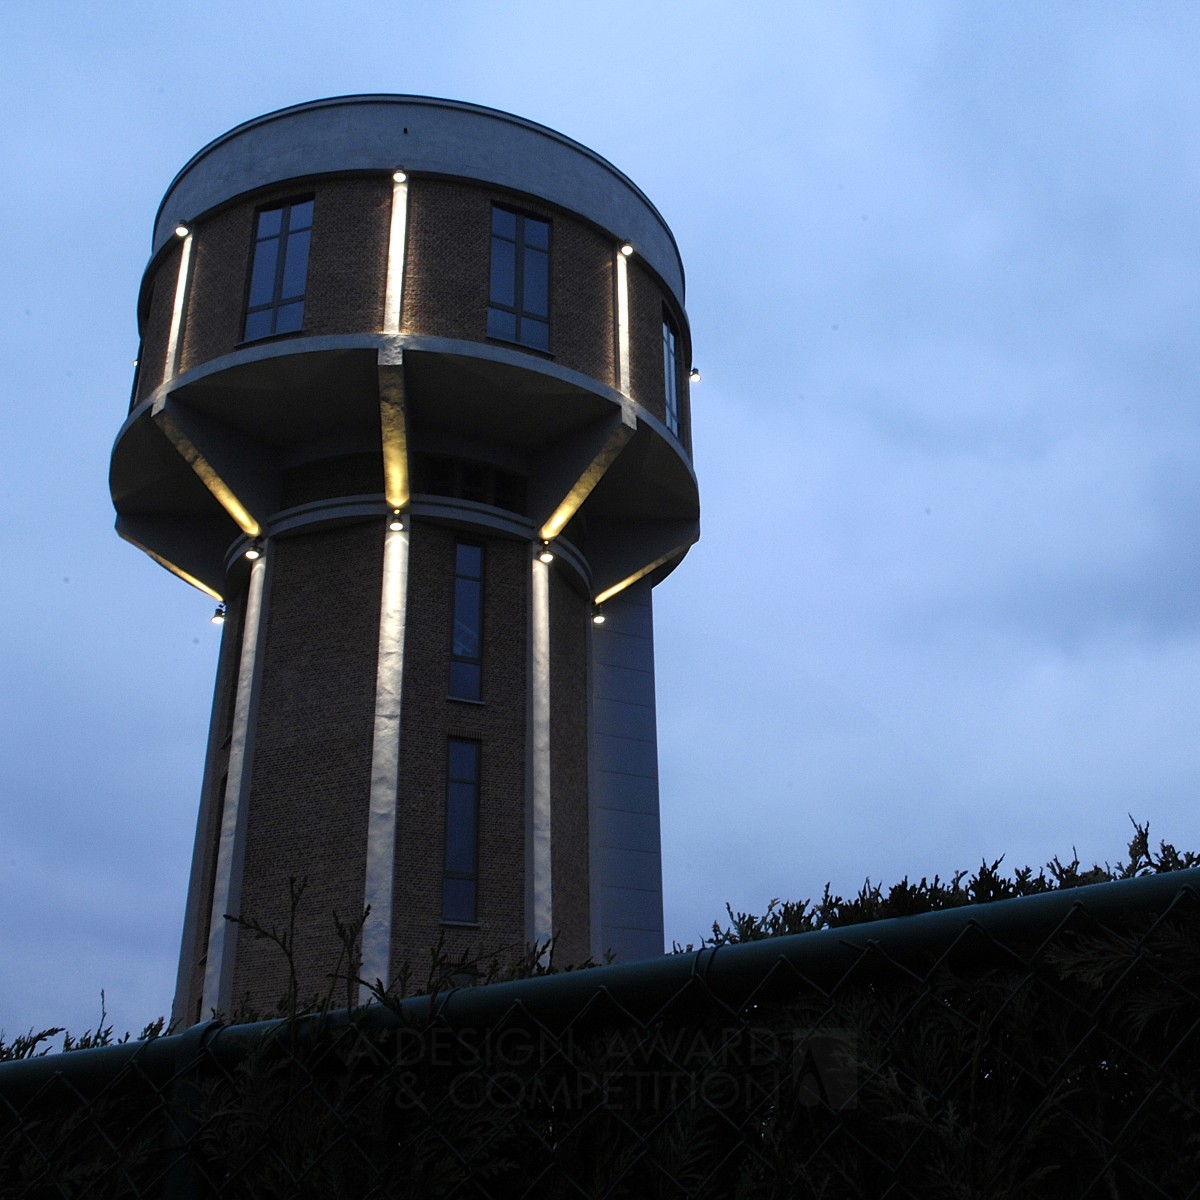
390,522 -> 529,983
231,522 -> 382,1014
549,572 -> 591,967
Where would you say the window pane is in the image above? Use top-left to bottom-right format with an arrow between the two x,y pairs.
489,238 -> 516,307
442,877 -> 476,922
274,301 -> 304,333
491,207 -> 517,238
449,739 -> 479,781
449,661 -> 481,701
522,318 -> 550,352
452,579 -> 481,656
524,217 -> 549,250
256,207 -> 282,238
289,199 -> 314,231
487,307 -> 516,342
243,308 -> 273,342
522,248 -> 549,317
455,544 -> 482,578
247,238 -> 279,308
279,228 -> 311,301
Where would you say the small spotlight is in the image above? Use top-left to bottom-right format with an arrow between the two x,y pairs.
388,509 -> 405,531
392,169 -> 407,183
174,223 -> 189,238
211,602 -> 226,626
591,606 -> 606,626
688,367 -> 702,383
619,241 -> 634,257
538,541 -> 555,564
244,542 -> 261,561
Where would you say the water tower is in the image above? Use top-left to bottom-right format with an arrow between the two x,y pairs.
109,97 -> 699,1024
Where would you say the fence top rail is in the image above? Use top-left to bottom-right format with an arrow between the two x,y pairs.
4,865 -> 1197,1093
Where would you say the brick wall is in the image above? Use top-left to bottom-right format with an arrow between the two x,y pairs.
404,179 -> 617,387
390,523 -> 529,982
231,523 -> 382,1013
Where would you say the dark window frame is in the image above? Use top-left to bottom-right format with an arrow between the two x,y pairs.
487,204 -> 551,352
449,541 -> 484,702
442,738 -> 481,923
662,312 -> 681,437
242,197 -> 314,342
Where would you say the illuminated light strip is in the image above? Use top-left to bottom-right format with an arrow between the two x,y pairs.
164,231 -> 194,381
151,403 -> 262,538
136,545 -> 222,601
379,375 -> 409,510
593,549 -> 684,607
530,557 -> 553,956
616,249 -> 631,396
201,550 -> 269,1017
383,174 -> 409,335
537,409 -> 636,543
360,525 -> 410,1003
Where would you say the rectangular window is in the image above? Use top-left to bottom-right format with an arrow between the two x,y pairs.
450,542 -> 484,701
663,316 -> 680,436
443,738 -> 480,922
487,205 -> 550,352
243,198 -> 314,342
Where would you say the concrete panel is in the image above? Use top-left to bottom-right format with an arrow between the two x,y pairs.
592,662 -> 656,708
154,97 -> 685,307
592,696 -> 655,742
593,770 -> 659,814
599,924 -> 665,963
593,807 -> 661,853
594,734 -> 659,780
596,845 -> 662,893
599,884 -> 665,932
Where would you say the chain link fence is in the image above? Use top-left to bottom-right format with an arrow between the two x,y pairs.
3,867 -> 1199,1197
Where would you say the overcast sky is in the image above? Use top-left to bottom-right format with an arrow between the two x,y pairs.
3,1 -> 1199,1040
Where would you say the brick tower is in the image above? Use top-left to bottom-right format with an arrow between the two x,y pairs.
109,96 -> 699,1025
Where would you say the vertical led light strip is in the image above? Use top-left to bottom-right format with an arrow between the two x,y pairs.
530,558 -> 554,952
382,173 -> 409,335
164,231 -> 194,381
359,524 -> 410,1003
201,550 -> 268,1017
615,250 -> 631,395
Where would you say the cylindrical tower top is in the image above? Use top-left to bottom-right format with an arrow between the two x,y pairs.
153,94 -> 685,307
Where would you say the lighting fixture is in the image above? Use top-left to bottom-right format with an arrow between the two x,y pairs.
619,241 -> 634,257
389,509 -> 405,531
211,602 -> 226,626
392,169 -> 407,183
537,541 -> 555,564
688,367 -> 702,383
174,223 -> 190,238
244,541 -> 261,561
591,606 -> 606,625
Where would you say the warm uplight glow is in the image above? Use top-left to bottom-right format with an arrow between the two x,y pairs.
537,541 -> 555,564
389,509 -> 405,531
392,169 -> 407,183
211,603 -> 226,626
164,230 -> 194,380
244,543 -> 261,561
616,251 -> 631,395
689,367 -> 702,383
619,241 -> 634,257
174,223 -> 189,238
383,172 -> 410,334
592,606 -> 606,625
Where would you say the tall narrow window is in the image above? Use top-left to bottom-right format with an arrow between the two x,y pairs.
663,315 -> 680,436
450,542 -> 484,701
243,198 -> 314,341
443,738 -> 480,922
487,206 -> 550,351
